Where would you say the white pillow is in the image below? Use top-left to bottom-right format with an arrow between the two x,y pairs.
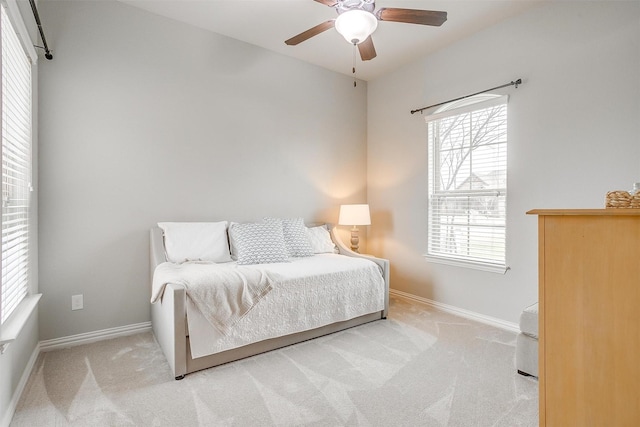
228,221 -> 289,265
158,222 -> 231,263
306,225 -> 337,254
265,217 -> 314,258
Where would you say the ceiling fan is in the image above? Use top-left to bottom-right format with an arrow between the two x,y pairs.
285,0 -> 447,61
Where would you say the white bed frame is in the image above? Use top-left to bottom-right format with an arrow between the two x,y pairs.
150,225 -> 390,380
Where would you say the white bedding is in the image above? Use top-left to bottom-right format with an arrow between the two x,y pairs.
183,254 -> 385,358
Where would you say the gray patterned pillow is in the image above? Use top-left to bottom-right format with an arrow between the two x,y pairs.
279,217 -> 314,257
228,221 -> 289,265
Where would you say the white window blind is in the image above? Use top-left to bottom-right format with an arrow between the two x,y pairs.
426,94 -> 508,272
1,4 -> 32,324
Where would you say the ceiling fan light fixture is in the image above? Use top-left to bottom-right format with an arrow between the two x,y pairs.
335,9 -> 378,44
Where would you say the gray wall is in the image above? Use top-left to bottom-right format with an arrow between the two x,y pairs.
37,1 -> 368,340
367,1 -> 640,323
35,1 -> 640,339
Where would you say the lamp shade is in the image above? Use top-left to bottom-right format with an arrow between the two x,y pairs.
334,10 -> 378,44
338,204 -> 371,226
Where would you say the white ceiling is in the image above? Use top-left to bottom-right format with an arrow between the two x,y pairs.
120,0 -> 545,81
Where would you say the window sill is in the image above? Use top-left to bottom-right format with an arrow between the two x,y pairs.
0,294 -> 42,354
424,255 -> 509,274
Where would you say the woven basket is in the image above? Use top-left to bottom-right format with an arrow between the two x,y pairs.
605,190 -> 640,208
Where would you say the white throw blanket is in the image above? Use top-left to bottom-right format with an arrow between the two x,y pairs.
151,262 -> 275,335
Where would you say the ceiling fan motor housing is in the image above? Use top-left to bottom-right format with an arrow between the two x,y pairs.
335,0 -> 376,14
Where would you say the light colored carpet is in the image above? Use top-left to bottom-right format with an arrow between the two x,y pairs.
11,297 -> 538,426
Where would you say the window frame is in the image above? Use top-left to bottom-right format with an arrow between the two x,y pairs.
424,94 -> 509,274
0,0 -> 39,349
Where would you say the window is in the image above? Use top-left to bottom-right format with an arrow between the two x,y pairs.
425,94 -> 508,273
1,4 -> 33,324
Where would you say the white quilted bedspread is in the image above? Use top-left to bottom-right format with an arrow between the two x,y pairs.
186,254 -> 385,358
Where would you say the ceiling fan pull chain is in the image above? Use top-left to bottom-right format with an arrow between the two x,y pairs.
352,42 -> 357,87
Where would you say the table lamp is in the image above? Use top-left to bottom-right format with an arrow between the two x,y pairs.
338,204 -> 371,253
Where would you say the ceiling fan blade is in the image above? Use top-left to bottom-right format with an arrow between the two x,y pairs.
377,8 -> 447,26
313,0 -> 338,6
358,36 -> 377,61
285,20 -> 335,45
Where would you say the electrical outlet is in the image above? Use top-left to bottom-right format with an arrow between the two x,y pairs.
71,294 -> 83,311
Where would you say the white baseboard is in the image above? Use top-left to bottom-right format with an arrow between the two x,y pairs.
1,342 -> 40,427
39,321 -> 152,352
390,289 -> 520,334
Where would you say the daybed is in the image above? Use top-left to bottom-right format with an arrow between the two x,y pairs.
150,221 -> 389,380
516,302 -> 538,377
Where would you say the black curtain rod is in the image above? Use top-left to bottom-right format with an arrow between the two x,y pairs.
28,0 -> 52,60
410,78 -> 522,115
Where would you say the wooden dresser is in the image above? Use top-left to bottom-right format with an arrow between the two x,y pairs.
527,209 -> 640,426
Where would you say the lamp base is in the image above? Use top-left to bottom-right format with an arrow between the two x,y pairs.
350,226 -> 360,253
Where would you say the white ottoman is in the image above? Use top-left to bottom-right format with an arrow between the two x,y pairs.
516,302 -> 538,378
